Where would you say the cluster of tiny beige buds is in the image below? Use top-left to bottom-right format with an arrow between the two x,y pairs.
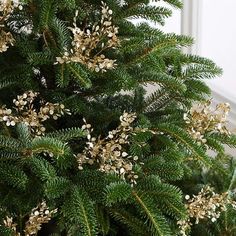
177,186 -> 236,236
0,0 -> 22,13
0,0 -> 23,52
0,29 -> 14,52
13,90 -> 39,110
0,106 -> 16,126
184,100 -> 231,144
55,1 -> 119,72
2,216 -> 20,236
76,112 -> 140,184
2,202 -> 57,235
24,201 -> 57,236
0,91 -> 70,136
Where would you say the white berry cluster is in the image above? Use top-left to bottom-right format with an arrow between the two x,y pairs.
0,0 -> 23,52
0,91 -> 70,136
24,201 -> 57,236
2,201 -> 57,236
56,1 -> 119,72
76,112 -> 140,184
178,186 -> 236,236
0,0 -> 22,12
184,100 -> 231,144
2,216 -> 20,236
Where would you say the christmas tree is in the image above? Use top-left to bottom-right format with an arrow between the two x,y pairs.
1,0 -> 236,235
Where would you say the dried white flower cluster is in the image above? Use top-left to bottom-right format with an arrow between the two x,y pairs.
2,216 -> 20,236
24,201 -> 57,236
0,29 -> 14,52
0,0 -> 22,12
0,91 -> 70,135
2,201 -> 57,236
76,112 -> 140,184
56,1 -> 119,72
184,100 -> 231,144
178,186 -> 236,236
0,0 -> 22,52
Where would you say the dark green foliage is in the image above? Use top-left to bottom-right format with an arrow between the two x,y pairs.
0,162 -> 28,189
132,191 -> 172,236
46,127 -> 85,141
27,157 -> 57,181
31,137 -> 70,155
0,0 -> 233,235
62,187 -> 98,235
109,208 -> 149,235
105,181 -> 132,206
45,177 -> 71,199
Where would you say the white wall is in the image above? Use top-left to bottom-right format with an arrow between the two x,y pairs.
200,0 -> 236,102
199,0 -> 236,130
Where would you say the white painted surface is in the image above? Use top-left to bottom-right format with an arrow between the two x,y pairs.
198,0 -> 236,132
181,0 -> 202,54
200,0 -> 236,102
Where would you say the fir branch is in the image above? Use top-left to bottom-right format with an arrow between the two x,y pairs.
0,163 -> 28,190
31,137 -> 70,157
132,191 -> 172,236
46,127 -> 85,141
105,181 -> 132,206
62,187 -> 98,236
108,208 -> 150,236
156,124 -> 213,167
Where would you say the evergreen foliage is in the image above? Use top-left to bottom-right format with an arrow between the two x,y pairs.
180,153 -> 236,236
0,0 -> 235,235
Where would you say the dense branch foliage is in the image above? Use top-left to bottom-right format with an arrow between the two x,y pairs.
0,0 -> 235,235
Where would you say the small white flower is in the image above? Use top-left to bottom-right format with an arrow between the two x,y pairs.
122,152 -> 128,157
6,109 -> 12,115
211,217 -> 216,222
34,210 -> 39,216
88,142 -> 94,148
10,120 -> 16,126
185,195 -> 190,200
86,124 -> 91,129
3,116 -> 8,121
44,210 -> 50,215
